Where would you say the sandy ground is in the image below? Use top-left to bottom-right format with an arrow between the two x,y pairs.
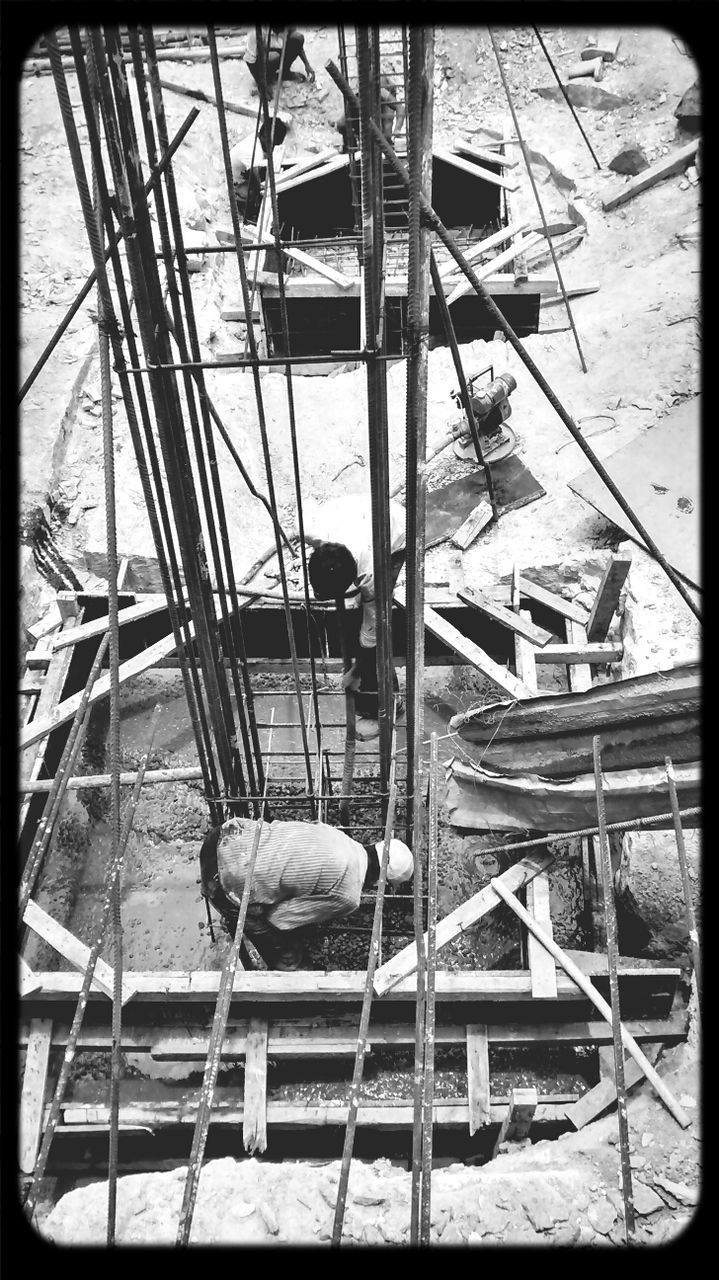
18,22 -> 701,1249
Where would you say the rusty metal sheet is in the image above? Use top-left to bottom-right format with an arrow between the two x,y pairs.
425,456 -> 545,549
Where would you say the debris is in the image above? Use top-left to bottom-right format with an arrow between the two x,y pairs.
581,36 -> 622,62
632,1182 -> 664,1216
566,58 -> 603,82
602,139 -> 700,211
534,82 -> 627,110
653,1177 -> 699,1206
674,81 -> 701,133
608,146 -> 649,176
588,1199 -> 617,1235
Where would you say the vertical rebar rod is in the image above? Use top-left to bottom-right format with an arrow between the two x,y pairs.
322,59 -> 702,625
177,711 -> 275,1246
531,25 -> 602,170
207,25 -> 317,803
97,26 -> 242,803
332,767 -> 398,1246
18,634 -> 109,918
419,731 -> 439,1244
66,29 -> 223,823
592,735 -> 636,1243
23,705 -> 162,1222
429,250 -> 499,519
356,26 -> 394,804
404,27 -> 434,848
665,756 -> 701,1003
137,25 -> 262,807
488,28 -> 588,374
410,762 -> 427,1243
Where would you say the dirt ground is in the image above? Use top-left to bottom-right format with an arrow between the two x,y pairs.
18,22 -> 701,1249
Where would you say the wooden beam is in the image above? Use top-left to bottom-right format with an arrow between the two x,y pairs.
374,851 -> 554,997
434,144 -> 519,191
542,282 -> 600,306
19,1018 -> 54,1174
274,148 -> 343,184
274,152 -> 349,193
394,586 -> 533,701
602,140 -> 699,212
533,642 -> 622,665
517,576 -> 590,624
21,764 -> 204,794
493,1086 -> 537,1156
452,139 -> 517,168
243,1017 -> 269,1155
522,226 -> 586,266
526,874 -> 558,999
565,1044 -> 662,1129
19,638 -> 81,835
586,552 -> 632,642
566,620 -> 593,693
458,585 -> 553,648
466,1024 -> 491,1134
514,610 -> 539,694
51,598 -> 172,650
239,220 -> 355,289
450,501 -> 493,550
23,900 -> 136,1004
446,232 -> 544,305
437,218 -> 530,280
21,623 -> 194,750
19,956 -> 42,997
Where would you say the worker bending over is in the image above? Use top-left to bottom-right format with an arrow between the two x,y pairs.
302,494 -> 407,740
200,817 -> 414,970
230,116 -> 288,221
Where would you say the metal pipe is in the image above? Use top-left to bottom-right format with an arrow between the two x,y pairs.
176,710 -> 275,1245
531,26 -> 602,170
23,705 -> 162,1223
592,736 -> 635,1241
489,29 -> 588,374
18,107 -> 199,404
208,25 -> 317,805
323,58 -> 702,624
126,352 -> 374,372
432,805 -> 702,860
331,769 -> 398,1245
665,756 -> 701,1003
419,731 -> 439,1244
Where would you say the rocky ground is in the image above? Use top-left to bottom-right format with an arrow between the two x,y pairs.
19,22 -> 701,1249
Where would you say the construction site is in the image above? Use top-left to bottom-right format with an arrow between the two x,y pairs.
16,22 -> 701,1249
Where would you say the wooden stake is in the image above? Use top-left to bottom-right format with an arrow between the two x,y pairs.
466,1024 -> 491,1134
492,1086 -> 537,1157
19,1019 -> 53,1174
242,1017 -> 269,1155
586,552 -> 632,642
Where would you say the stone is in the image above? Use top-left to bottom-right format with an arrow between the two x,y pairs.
632,1182 -> 664,1216
653,1177 -> 699,1206
258,1201 -> 279,1235
440,1220 -> 466,1243
608,146 -> 649,177
588,1199 -> 617,1235
354,1193 -> 387,1206
534,82 -> 627,110
361,1224 -> 384,1245
674,81 -> 700,132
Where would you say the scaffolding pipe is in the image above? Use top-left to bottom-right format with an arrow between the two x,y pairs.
489,29 -> 588,374
323,59 -> 702,625
23,705 -> 162,1223
665,756 -> 701,1003
18,106 -> 200,404
177,712 -> 275,1245
419,731 -> 439,1244
592,736 -> 636,1242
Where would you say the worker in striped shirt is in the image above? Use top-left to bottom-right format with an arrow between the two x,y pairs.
301,494 -> 407,741
200,817 -> 414,969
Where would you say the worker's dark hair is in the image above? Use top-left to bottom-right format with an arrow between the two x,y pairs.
258,117 -> 288,155
308,543 -> 356,601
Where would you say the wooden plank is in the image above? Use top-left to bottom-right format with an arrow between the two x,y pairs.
26,639 -> 53,669
374,851 -> 554,997
20,1011 -> 686,1053
19,637 -> 79,835
542,282 -> 600,306
517,576 -> 590,625
239,220 -> 355,289
434,145 -> 519,191
19,956 -> 42,997
565,1044 -> 661,1129
23,900 -> 136,1005
602,140 -> 699,212
447,232 -> 544,304
452,139 -> 516,168
243,1017 -> 268,1155
273,152 -> 349,193
51,598 -> 172,651
466,1024 -> 491,1134
566,620 -> 593,693
21,623 -> 194,750
586,552 -> 632,642
450,501 -> 493,550
275,148 -> 343,185
393,585 -> 533,701
533,642 -> 622,665
493,1087 -> 537,1156
526,874 -> 558,999
523,226 -> 586,266
254,273 -> 559,299
458,585 -> 553,648
27,603 -> 63,643
514,610 -> 539,694
19,1018 -> 54,1174
23,963 -> 680,1004
437,218 -> 530,280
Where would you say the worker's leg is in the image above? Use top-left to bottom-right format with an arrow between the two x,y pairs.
245,58 -> 263,93
280,33 -> 304,79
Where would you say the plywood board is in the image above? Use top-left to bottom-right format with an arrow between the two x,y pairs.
568,402 -> 700,587
425,460 -> 546,549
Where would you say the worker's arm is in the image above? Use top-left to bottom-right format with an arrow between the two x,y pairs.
293,29 -> 316,82
394,98 -> 406,135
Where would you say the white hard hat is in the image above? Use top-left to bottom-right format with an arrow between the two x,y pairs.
375,838 -> 414,884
